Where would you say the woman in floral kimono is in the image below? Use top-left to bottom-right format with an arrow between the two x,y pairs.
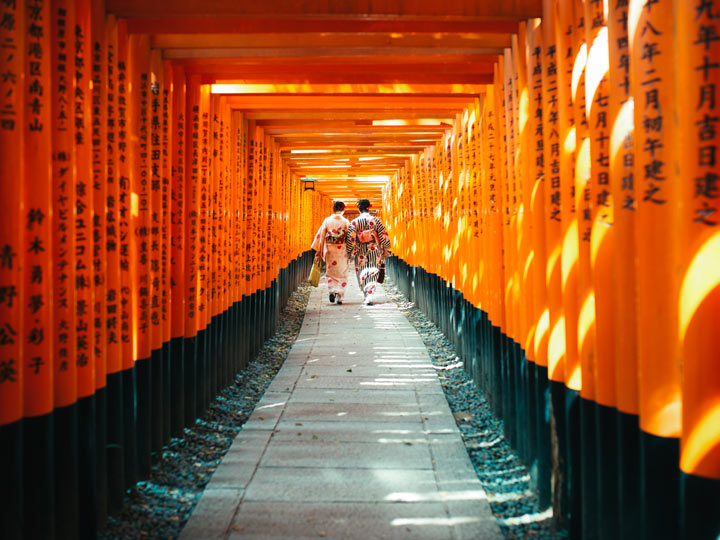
346,199 -> 391,305
311,201 -> 351,304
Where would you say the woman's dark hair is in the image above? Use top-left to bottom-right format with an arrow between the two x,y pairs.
357,199 -> 371,212
333,201 -> 345,212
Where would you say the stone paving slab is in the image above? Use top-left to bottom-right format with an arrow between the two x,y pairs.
180,272 -> 503,540
227,502 -> 486,540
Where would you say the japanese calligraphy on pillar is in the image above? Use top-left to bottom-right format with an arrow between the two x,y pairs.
170,68 -> 185,341
186,97 -> 199,326
24,0 -> 53,416
116,29 -> 132,362
689,0 -> 719,226
52,0 -> 77,406
150,70 -> 161,341
161,65 -> 170,341
199,99 -> 208,318
610,0 -> 635,213
544,29 -> 561,223
630,0 -> 681,438
75,0 -> 94,394
91,6 -> 107,387
608,0 -> 639,414
0,0 -> 23,425
105,15 -> 121,369
138,69 -> 150,344
632,0 -> 670,208
586,0 -> 612,226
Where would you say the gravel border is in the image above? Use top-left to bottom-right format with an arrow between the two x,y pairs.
381,276 -> 568,540
99,284 -> 313,540
101,278 -> 567,539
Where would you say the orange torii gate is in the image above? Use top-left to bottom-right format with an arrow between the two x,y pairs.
1,1 -> 719,539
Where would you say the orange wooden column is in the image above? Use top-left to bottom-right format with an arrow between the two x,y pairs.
628,2 -> 682,535
128,32 -> 152,476
543,0 -> 565,385
115,18 -> 136,490
22,0 -> 54,537
162,61 -> 172,365
184,73 -> 201,419
527,17 -> 552,508
148,51 -> 163,457
0,0 -> 25,430
674,1 -> 720,536
51,0 -> 78,424
484,83 -> 505,332
570,1 -> 600,536
500,53 -> 516,346
527,20 -> 549,373
170,65 -> 186,378
0,2 -> 24,537
102,10 -> 126,515
584,0 -> 615,413
91,0 -> 108,425
607,0 -> 638,419
540,1 -> 573,523
75,0 -> 95,418
607,0 -> 640,536
583,0 -> 620,534
515,23 -> 534,361
556,0 -> 580,396
571,0 -> 594,408
555,0 -> 582,534
198,81 -> 210,408
630,0 -> 681,536
90,2 -> 109,525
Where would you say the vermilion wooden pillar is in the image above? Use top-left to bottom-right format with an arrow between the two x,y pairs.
629,1 -> 681,538
674,1 -> 720,538
607,1 -> 641,538
52,1 -> 80,536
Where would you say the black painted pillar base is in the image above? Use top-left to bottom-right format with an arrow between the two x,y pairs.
549,380 -> 568,531
617,410 -> 641,540
106,371 -> 125,516
55,403 -> 79,539
135,355 -> 152,478
170,336 -> 185,437
122,367 -> 137,491
78,394 -> 98,540
640,431 -> 680,540
150,347 -> 164,458
535,365 -> 551,509
24,413 -> 54,540
196,328 -> 208,416
595,402 -> 619,540
95,386 -> 108,531
580,397 -> 599,540
681,471 -> 720,540
162,340 -> 172,445
183,335 -> 197,429
565,388 -> 582,540
0,419 -> 22,540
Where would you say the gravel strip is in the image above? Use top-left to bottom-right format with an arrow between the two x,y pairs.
381,277 -> 568,540
99,284 -> 312,540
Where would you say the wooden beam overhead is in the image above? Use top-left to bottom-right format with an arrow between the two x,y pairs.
152,33 -> 512,50
106,1 -> 529,204
125,16 -> 522,35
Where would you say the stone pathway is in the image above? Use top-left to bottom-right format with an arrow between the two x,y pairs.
181,271 -> 503,540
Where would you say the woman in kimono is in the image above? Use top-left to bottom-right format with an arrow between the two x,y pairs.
346,199 -> 391,305
311,201 -> 351,304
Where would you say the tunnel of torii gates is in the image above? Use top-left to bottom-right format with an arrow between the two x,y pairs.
0,0 -> 718,539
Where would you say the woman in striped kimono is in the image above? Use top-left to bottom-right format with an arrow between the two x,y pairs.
311,201 -> 351,304
346,199 -> 391,305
